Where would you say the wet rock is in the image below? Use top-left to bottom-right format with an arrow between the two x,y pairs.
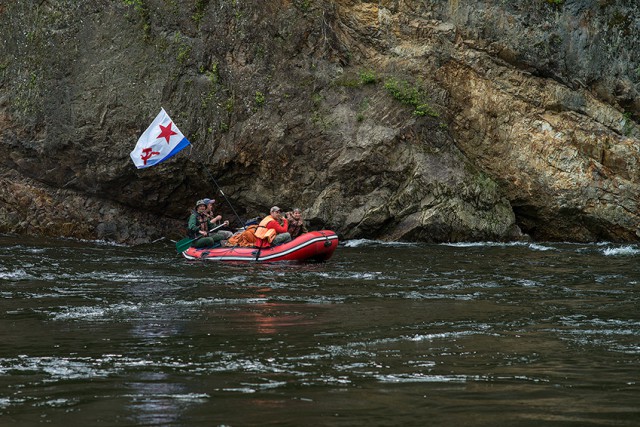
0,0 -> 638,243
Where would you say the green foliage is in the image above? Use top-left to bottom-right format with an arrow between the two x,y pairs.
255,91 -> 266,106
225,97 -> 234,113
122,0 -> 144,13
193,0 -> 207,25
122,0 -> 151,39
177,44 -> 191,63
383,78 -> 439,118
359,69 -> 377,85
206,63 -> 219,85
294,0 -> 312,12
173,32 -> 192,64
334,68 -> 379,88
311,111 -> 332,130
544,0 -> 564,5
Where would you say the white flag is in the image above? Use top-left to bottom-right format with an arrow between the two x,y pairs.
130,108 -> 191,169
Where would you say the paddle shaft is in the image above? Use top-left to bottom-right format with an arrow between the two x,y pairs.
176,223 -> 226,253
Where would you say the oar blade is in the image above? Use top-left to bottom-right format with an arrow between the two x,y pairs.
175,237 -> 194,253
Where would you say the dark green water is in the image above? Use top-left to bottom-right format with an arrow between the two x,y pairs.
1,236 -> 639,426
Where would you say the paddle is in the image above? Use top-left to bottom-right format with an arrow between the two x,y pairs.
175,223 -> 226,253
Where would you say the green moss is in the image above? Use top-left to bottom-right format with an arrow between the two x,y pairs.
224,97 -> 234,113
294,0 -> 312,13
200,63 -> 221,108
122,0 -> 151,40
192,0 -> 208,26
173,32 -> 192,64
206,63 -> 219,85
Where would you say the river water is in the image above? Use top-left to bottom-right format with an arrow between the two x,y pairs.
0,235 -> 639,426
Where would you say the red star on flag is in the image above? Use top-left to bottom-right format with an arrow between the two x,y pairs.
157,122 -> 178,144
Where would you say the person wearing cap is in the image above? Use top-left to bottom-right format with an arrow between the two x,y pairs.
187,199 -> 232,248
203,198 -> 219,222
254,206 -> 291,248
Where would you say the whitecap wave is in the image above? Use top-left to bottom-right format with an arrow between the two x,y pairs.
443,241 -> 555,251
375,373 -> 472,383
601,245 -> 640,256
342,239 -> 417,248
0,269 -> 33,281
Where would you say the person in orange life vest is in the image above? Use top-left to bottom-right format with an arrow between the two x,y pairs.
285,207 -> 308,239
254,206 -> 292,248
187,199 -> 232,248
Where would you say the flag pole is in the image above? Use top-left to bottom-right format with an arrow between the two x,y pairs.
199,162 -> 245,228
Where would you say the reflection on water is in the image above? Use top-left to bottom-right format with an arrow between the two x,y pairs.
0,236 -> 639,425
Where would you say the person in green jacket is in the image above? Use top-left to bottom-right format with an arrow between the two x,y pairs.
188,200 -> 232,248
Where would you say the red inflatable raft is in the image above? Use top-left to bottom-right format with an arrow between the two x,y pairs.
182,230 -> 339,262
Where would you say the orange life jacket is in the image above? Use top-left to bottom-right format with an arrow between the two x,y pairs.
254,215 -> 277,247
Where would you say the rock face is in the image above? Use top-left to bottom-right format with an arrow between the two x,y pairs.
0,0 -> 638,243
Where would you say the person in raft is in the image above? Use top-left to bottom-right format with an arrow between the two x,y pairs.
254,206 -> 292,248
285,207 -> 308,239
187,199 -> 233,248
202,197 -> 216,220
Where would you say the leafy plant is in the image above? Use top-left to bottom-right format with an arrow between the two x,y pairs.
173,32 -> 191,64
122,0 -> 151,39
294,0 -> 312,12
384,78 -> 439,117
255,91 -> 265,106
193,0 -> 207,25
122,0 -> 144,13
225,97 -> 234,113
359,69 -> 377,85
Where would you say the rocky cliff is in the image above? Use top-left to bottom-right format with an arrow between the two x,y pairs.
1,0 -> 638,244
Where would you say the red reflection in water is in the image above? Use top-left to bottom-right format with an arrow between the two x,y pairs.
239,287 -> 310,335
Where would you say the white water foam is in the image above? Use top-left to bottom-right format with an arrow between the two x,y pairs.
342,239 -> 417,248
601,245 -> 640,256
0,269 -> 34,281
443,241 -> 555,251
375,373 -> 473,383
